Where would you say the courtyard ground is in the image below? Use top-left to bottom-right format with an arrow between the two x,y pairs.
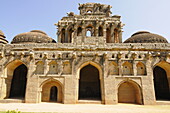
0,103 -> 170,113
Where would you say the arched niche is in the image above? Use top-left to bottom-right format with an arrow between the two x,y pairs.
122,61 -> 133,75
77,27 -> 82,36
106,28 -> 111,43
61,28 -> 65,43
108,61 -> 119,75
86,25 -> 94,37
98,26 -> 103,36
114,28 -> 119,43
41,80 -> 63,103
48,61 -> 58,74
118,81 -> 143,104
68,28 -> 73,43
137,62 -> 146,75
35,61 -> 44,74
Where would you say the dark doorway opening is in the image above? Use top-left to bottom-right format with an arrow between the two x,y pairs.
153,66 -> 170,100
9,64 -> 27,99
50,86 -> 58,102
79,64 -> 101,100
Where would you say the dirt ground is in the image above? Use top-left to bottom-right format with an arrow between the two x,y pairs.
0,103 -> 170,113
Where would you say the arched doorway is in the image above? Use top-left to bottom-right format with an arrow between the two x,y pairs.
9,64 -> 27,99
79,64 -> 101,100
41,80 -> 62,103
50,86 -> 58,102
118,81 -> 142,104
153,66 -> 170,100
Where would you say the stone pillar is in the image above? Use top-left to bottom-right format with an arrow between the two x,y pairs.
141,56 -> 156,105
25,57 -> 39,103
44,58 -> 49,75
118,53 -> 122,76
82,26 -> 86,43
73,26 -> 77,44
65,28 -> 68,43
58,28 -> 62,43
95,27 -> 99,46
118,29 -> 122,43
118,59 -> 122,76
63,76 -> 77,104
133,61 -> 137,76
0,77 -> 6,99
103,28 -> 107,44
110,25 -> 114,43
102,53 -> 115,104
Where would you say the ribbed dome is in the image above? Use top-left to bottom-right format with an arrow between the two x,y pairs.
11,30 -> 56,44
0,30 -> 8,44
124,31 -> 168,43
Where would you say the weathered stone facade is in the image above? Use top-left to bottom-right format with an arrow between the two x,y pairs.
0,3 -> 170,105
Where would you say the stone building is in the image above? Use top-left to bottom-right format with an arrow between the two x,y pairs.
0,3 -> 170,105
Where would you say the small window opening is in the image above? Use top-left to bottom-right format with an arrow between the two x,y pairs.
86,30 -> 92,37
77,27 -> 82,36
87,10 -> 92,13
52,54 -> 55,58
112,54 -> 115,58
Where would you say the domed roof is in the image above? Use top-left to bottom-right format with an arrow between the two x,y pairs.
124,31 -> 168,43
0,30 -> 8,44
11,30 -> 56,44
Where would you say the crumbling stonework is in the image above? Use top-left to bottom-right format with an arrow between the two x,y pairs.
0,3 -> 170,105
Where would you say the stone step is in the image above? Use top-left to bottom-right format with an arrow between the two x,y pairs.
0,99 -> 24,103
156,100 -> 170,105
78,100 -> 102,104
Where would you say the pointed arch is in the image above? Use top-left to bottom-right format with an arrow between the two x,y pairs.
79,64 -> 101,100
106,28 -> 111,43
77,61 -> 104,102
4,60 -> 28,99
118,80 -> 143,104
98,26 -> 103,36
5,59 -> 27,77
41,79 -> 63,103
114,28 -> 119,43
86,25 -> 94,37
61,28 -> 65,43
77,26 -> 82,36
137,62 -> 146,75
68,28 -> 73,43
122,61 -> 133,75
153,61 -> 170,100
9,64 -> 27,98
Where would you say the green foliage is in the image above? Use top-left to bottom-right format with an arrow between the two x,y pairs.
6,110 -> 21,113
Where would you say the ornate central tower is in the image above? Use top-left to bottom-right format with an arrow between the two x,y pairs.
55,3 -> 124,44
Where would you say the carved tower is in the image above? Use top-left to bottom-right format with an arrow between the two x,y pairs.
55,3 -> 124,44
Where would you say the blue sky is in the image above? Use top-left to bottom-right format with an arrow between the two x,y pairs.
1,0 -> 170,42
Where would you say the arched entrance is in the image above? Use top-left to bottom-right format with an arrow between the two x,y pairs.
118,81 -> 142,104
79,64 -> 101,100
50,86 -> 58,102
9,64 -> 27,99
153,66 -> 170,100
41,80 -> 62,103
